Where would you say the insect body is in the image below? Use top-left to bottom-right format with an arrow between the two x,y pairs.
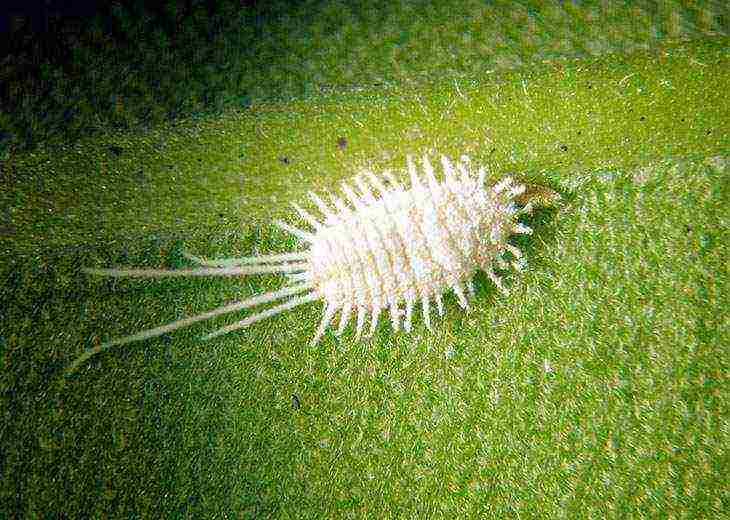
71,154 -> 534,373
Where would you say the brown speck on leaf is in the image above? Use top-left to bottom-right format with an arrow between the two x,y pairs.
559,144 -> 568,152
337,137 -> 348,150
279,156 -> 290,165
513,184 -> 562,210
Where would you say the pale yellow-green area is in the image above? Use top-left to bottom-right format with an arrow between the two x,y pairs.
2,39 -> 727,262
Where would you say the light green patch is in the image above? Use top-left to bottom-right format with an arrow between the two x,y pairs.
2,39 -> 727,260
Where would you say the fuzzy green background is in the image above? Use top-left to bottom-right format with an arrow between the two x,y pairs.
1,1 -> 728,517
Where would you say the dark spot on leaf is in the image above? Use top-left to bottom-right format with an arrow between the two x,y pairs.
337,137 -> 348,150
706,129 -> 712,135
0,224 -> 16,237
292,394 -> 300,410
640,116 -> 645,121
218,213 -> 224,218
108,145 -> 124,156
279,156 -> 290,165
559,144 -> 568,152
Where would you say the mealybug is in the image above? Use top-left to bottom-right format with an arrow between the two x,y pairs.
70,154 -> 547,374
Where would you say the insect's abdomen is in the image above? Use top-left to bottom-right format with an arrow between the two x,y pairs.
310,178 -> 493,312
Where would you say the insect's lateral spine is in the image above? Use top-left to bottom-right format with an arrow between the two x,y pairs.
341,182 -> 364,210
291,202 -> 323,230
383,170 -> 403,191
514,223 -> 532,235
354,176 -> 376,204
440,155 -> 458,186
421,293 -> 432,331
406,155 -> 423,188
273,219 -> 314,243
435,293 -> 444,316
308,191 -> 334,220
403,296 -> 415,332
337,302 -> 352,335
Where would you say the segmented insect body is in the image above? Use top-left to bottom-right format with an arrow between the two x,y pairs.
72,154 -> 533,373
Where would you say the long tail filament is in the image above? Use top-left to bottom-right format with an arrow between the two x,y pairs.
68,253 -> 315,375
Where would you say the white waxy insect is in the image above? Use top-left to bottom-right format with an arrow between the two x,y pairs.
69,154 -> 534,373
